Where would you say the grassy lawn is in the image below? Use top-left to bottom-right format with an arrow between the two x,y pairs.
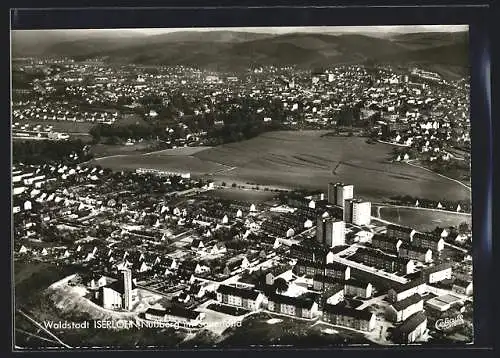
219,312 -> 372,347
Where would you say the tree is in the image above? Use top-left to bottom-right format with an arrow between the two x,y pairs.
458,222 -> 469,235
273,278 -> 288,293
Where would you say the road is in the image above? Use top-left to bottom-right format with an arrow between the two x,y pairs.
355,294 -> 388,311
444,242 -> 468,253
329,251 -> 408,285
372,202 -> 471,217
16,309 -> 72,349
405,160 -> 471,191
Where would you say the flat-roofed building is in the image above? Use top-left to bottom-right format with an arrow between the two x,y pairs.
425,294 -> 462,312
328,182 -> 353,208
344,199 -> 371,226
317,217 -> 345,248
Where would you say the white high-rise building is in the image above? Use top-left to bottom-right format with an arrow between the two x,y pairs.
344,199 -> 372,226
328,182 -> 354,207
122,268 -> 133,311
317,217 -> 346,248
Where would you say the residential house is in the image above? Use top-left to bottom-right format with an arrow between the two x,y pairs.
216,284 -> 264,311
421,263 -> 452,284
412,233 -> 445,252
294,259 -> 325,277
387,294 -> 424,323
325,262 -> 351,280
391,311 -> 427,344
325,285 -> 345,305
388,278 -> 427,303
322,304 -> 375,332
267,293 -> 319,319
210,242 -> 227,255
313,274 -> 342,292
452,279 -> 473,296
371,234 -> 402,253
144,306 -> 205,327
397,243 -> 433,263
191,239 -> 205,251
386,224 -> 417,242
344,279 -> 373,299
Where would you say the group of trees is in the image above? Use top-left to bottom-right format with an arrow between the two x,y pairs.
89,123 -> 158,143
13,139 -> 92,165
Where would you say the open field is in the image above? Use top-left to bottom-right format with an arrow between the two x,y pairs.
90,142 -> 159,157
91,153 -> 227,175
143,146 -> 212,156
92,131 -> 471,202
204,188 -> 277,202
219,312 -> 372,347
376,206 -> 471,232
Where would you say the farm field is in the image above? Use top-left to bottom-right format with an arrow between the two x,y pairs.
93,131 -> 471,202
376,206 -> 471,232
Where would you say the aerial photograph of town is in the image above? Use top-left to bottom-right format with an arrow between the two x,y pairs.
11,25 -> 473,350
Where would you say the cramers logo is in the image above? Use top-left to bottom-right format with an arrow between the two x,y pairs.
435,314 -> 465,331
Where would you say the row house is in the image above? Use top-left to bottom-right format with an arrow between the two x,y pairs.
387,294 -> 424,323
216,284 -> 264,311
386,224 -> 417,242
397,243 -> 433,263
388,278 -> 427,303
351,247 -> 415,274
421,263 -> 452,284
289,243 -> 328,262
267,293 -> 319,319
344,279 -> 373,299
412,232 -> 445,253
322,304 -> 376,332
391,311 -> 427,344
371,234 -> 402,253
